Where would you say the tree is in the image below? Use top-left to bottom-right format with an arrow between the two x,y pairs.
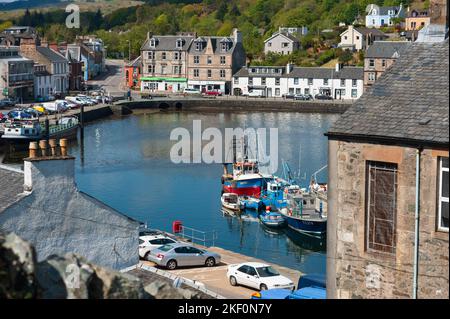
338,50 -> 353,65
215,1 -> 228,21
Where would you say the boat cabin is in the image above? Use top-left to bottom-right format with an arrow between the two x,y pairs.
233,160 -> 259,178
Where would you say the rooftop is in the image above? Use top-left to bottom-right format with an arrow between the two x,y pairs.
327,40 -> 449,147
0,166 -> 25,213
365,41 -> 411,58
37,46 -> 68,63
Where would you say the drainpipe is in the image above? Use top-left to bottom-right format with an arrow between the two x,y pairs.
412,148 -> 421,299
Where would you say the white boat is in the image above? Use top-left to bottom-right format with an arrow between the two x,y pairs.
1,120 -> 42,140
221,193 -> 241,211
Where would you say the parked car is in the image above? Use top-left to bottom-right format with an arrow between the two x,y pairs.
227,262 -> 295,291
294,94 -> 313,101
147,243 -> 221,270
42,101 -> 68,114
77,95 -> 97,105
314,94 -> 333,100
282,93 -> 295,99
183,88 -> 201,95
0,98 -> 16,108
247,90 -> 265,98
251,273 -> 326,299
139,235 -> 179,260
66,96 -> 89,106
203,90 -> 222,97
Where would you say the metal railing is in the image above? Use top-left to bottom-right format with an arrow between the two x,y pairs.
179,226 -> 218,247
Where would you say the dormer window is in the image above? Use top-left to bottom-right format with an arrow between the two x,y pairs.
150,39 -> 156,48
195,42 -> 202,51
176,39 -> 183,49
221,42 -> 228,51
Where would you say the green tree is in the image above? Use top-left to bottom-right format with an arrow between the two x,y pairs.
338,50 -> 353,65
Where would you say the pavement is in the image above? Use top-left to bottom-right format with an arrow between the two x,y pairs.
86,59 -> 127,94
140,245 -> 302,299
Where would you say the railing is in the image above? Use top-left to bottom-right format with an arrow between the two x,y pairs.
179,226 -> 218,247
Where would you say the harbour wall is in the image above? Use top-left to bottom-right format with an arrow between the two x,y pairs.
118,98 -> 352,113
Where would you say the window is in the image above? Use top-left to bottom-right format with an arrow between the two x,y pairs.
237,265 -> 249,274
161,52 -> 166,60
174,52 -> 180,60
220,70 -> 226,78
344,36 -> 348,40
323,79 -> 329,86
356,36 -> 360,40
234,77 -> 239,84
207,69 -> 212,78
147,65 -> 155,73
220,56 -> 226,65
368,72 -> 376,81
268,42 -> 272,47
195,42 -> 202,51
173,66 -> 180,74
249,77 -> 253,85
352,79 -> 357,87
150,39 -> 156,47
295,88 -> 301,94
247,267 -> 257,276
282,42 -> 289,48
207,56 -> 212,64
304,88 -> 309,95
438,157 -> 449,231
221,42 -> 228,51
340,79 -> 345,86
294,78 -> 299,85
161,65 -> 166,74
261,77 -> 266,85
194,56 -> 199,64
194,69 -> 199,77
275,78 -> 280,86
382,59 -> 386,67
369,59 -> 375,68
351,89 -> 358,98
308,78 -> 313,85
365,161 -> 398,254
275,88 -> 280,96
176,39 -> 183,48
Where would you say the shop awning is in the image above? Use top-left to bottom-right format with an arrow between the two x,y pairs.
140,77 -> 187,82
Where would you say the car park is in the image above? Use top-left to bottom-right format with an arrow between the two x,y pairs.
314,94 -> 333,100
251,273 -> 326,299
139,235 -> 179,260
147,242 -> 221,270
227,262 -> 295,291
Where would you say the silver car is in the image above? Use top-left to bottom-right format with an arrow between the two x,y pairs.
147,243 -> 221,270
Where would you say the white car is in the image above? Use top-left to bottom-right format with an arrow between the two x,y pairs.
227,262 -> 295,291
138,235 -> 178,260
183,88 -> 201,95
247,90 -> 265,97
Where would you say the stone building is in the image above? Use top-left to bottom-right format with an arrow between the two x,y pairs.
326,40 -> 448,299
0,141 -> 140,270
140,33 -> 195,93
364,41 -> 410,89
186,29 -> 246,94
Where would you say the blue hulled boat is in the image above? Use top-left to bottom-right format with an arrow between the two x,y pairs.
259,210 -> 286,228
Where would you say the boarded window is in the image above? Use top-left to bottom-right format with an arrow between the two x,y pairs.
366,161 -> 398,254
438,157 -> 449,231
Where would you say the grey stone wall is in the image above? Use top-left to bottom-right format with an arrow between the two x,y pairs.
0,158 -> 140,270
327,140 -> 449,298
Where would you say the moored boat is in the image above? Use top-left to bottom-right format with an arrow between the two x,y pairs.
259,208 -> 286,229
221,193 -> 241,211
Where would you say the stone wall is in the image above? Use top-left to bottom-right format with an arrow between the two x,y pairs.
327,140 -> 449,299
0,232 -> 207,299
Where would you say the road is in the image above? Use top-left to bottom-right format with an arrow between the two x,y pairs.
87,59 -> 127,95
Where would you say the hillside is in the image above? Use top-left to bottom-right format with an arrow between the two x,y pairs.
0,0 -> 415,64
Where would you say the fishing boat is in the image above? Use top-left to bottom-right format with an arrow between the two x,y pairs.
260,180 -> 289,211
259,207 -> 286,228
240,196 -> 265,211
221,193 -> 241,212
280,190 -> 327,235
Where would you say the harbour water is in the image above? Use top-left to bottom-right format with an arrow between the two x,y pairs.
68,111 -> 339,274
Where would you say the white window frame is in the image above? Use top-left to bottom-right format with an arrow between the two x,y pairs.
438,157 -> 449,232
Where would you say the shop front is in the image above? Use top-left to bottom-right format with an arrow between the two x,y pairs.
141,77 -> 187,93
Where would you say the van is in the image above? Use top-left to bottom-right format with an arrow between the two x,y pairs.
42,101 -> 67,113
183,88 -> 201,95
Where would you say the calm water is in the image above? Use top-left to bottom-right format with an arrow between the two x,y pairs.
68,111 -> 339,274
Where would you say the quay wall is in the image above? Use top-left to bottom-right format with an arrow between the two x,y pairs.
118,98 -> 352,113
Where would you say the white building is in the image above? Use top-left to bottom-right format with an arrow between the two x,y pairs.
33,64 -> 52,99
365,3 -> 406,28
338,25 -> 388,51
232,64 -> 364,100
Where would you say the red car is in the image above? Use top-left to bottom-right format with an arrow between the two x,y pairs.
203,90 -> 222,96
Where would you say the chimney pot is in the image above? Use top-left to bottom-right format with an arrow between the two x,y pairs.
29,142 -> 38,158
39,140 -> 48,157
60,139 -> 68,156
49,139 -> 58,156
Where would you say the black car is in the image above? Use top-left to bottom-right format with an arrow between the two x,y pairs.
295,94 -> 313,101
314,94 -> 333,100
282,93 -> 295,99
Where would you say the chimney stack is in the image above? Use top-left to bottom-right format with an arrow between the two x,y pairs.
49,139 -> 58,156
335,63 -> 343,72
29,142 -> 38,158
60,139 -> 68,156
39,140 -> 48,157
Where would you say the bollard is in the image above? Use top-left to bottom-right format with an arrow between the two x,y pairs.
29,142 -> 38,158
60,138 -> 68,156
39,140 -> 48,157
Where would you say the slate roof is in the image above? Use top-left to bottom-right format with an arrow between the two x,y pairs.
327,40 -> 449,147
234,66 -> 364,80
0,167 -> 25,213
354,27 -> 388,37
141,35 -> 195,51
188,36 -> 239,54
37,47 -> 68,63
365,41 -> 410,58
264,31 -> 300,43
